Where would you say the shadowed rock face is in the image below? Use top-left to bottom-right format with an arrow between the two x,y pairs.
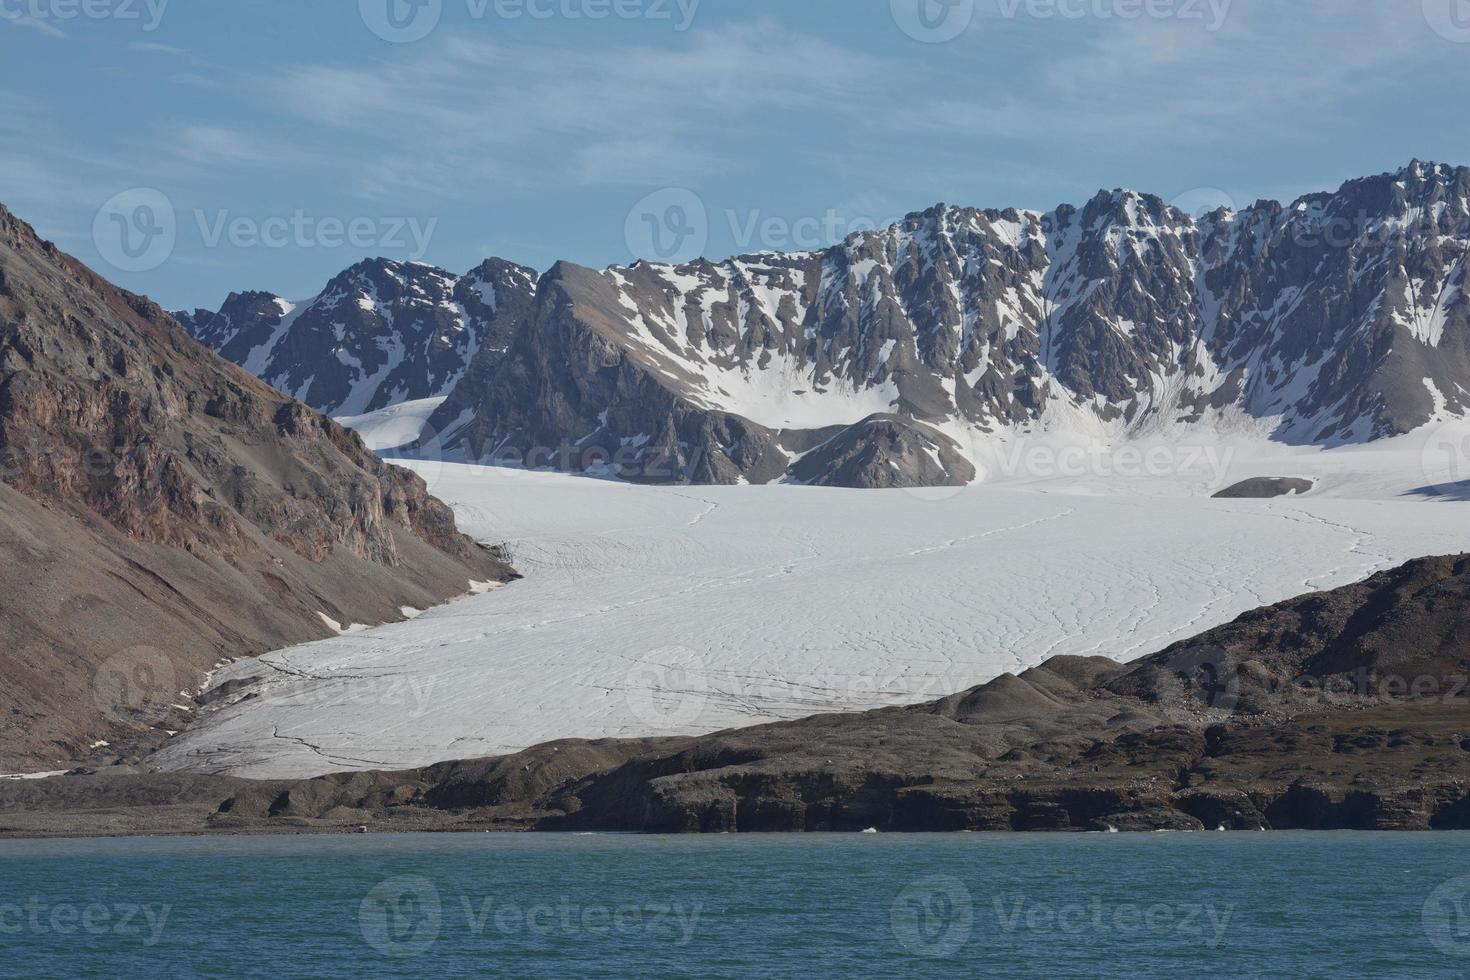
0,203 -> 515,771
1212,477 -> 1314,499
6,553 -> 1470,835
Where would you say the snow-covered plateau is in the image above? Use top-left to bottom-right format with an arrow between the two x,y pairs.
151,422 -> 1470,779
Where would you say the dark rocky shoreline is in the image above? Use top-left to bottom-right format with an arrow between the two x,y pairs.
5,553 -> 1470,838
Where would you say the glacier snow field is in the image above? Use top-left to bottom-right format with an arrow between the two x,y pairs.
154,427 -> 1470,778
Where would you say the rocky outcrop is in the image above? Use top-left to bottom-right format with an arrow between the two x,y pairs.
1212,477 -> 1314,498
789,414 -> 975,488
7,552 -> 1470,834
0,203 -> 516,771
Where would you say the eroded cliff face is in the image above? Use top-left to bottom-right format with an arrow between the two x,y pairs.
0,203 -> 515,770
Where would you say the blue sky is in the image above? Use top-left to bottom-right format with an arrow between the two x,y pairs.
2,0 -> 1468,311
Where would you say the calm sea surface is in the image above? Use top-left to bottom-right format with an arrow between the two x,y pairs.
1,832 -> 1468,978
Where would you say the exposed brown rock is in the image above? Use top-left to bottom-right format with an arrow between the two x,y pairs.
0,203 -> 515,771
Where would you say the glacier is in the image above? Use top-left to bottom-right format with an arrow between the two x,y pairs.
152,423 -> 1470,779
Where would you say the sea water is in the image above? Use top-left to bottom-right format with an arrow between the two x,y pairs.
0,832 -> 1466,978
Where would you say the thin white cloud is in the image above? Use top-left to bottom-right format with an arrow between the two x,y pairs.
1,10 -> 64,37
176,125 -> 280,166
905,0 -> 1451,142
260,21 -> 882,197
130,41 -> 190,56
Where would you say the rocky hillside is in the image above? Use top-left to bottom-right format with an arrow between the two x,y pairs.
176,257 -> 539,416
0,203 -> 516,771
5,552 -> 1469,834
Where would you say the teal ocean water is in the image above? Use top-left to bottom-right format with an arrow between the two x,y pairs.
1,832 -> 1468,978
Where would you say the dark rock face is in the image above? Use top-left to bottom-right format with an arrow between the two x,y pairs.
178,257 -> 539,416
9,552 -> 1470,835
415,161 -> 1470,487
1212,477 -> 1314,499
174,290 -> 287,359
0,203 -> 516,771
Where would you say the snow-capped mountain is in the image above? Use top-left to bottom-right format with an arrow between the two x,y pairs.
423,161 -> 1469,486
177,257 -> 539,416
194,163 -> 1470,487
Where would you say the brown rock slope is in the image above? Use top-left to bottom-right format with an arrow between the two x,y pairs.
0,203 -> 514,771
6,552 -> 1470,835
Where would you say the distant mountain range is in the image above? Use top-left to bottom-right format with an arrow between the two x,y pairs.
180,161 -> 1470,488
175,257 -> 538,417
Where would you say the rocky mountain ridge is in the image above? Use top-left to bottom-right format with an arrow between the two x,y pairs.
187,162 -> 1470,487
